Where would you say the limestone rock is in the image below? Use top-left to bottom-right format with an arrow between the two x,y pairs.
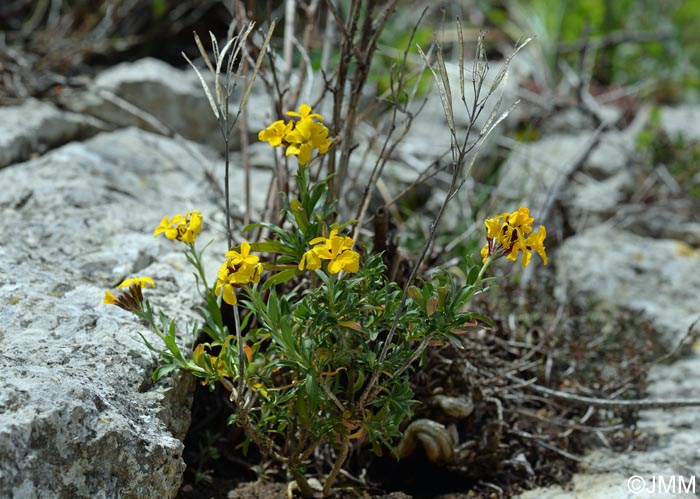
659,106 -> 700,142
58,57 -> 276,151
554,225 -> 700,350
0,127 -> 245,498
518,351 -> 700,499
495,132 -> 595,214
0,98 -> 106,169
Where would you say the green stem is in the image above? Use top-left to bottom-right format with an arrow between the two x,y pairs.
233,303 -> 245,402
327,272 -> 336,315
476,254 -> 493,284
187,242 -> 209,296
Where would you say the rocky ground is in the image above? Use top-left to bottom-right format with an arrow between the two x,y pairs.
1,51 -> 699,499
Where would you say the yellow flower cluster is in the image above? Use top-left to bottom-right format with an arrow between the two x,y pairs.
153,210 -> 203,244
299,229 -> 360,274
480,207 -> 548,267
258,104 -> 333,165
215,242 -> 263,305
104,276 -> 155,311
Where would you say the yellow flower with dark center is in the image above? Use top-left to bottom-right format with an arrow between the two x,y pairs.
481,207 -> 547,267
215,241 -> 263,306
154,210 -> 203,244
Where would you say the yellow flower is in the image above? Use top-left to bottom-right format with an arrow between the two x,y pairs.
286,103 -> 324,121
178,210 -> 203,244
506,206 -> 534,246
103,291 -> 118,305
258,119 -> 293,147
154,210 -> 203,244
481,207 -> 547,267
215,241 -> 264,306
215,275 -> 239,306
327,248 -> 360,274
298,249 -> 322,271
104,276 -> 155,311
484,215 -> 507,240
259,104 -> 332,165
153,214 -> 182,240
285,118 -> 332,166
300,229 -> 360,274
480,243 -> 490,263
225,241 -> 260,267
118,276 -> 156,289
524,225 -> 548,266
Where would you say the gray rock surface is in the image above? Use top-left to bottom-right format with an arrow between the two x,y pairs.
0,127 -> 242,498
519,106 -> 700,498
0,98 -> 106,168
494,132 -> 595,215
519,350 -> 700,499
554,225 -> 700,350
58,57 -> 276,152
659,106 -> 700,142
3,52 -> 700,499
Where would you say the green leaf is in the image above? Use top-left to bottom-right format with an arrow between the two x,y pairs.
290,198 -> 309,233
407,285 -> 425,310
263,267 -> 300,289
243,222 -> 288,238
467,264 -> 481,286
249,240 -> 297,256
465,312 -> 496,327
305,376 -> 319,413
152,363 -> 179,381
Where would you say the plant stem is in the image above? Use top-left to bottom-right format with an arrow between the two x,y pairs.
224,136 -> 232,249
322,437 -> 350,497
233,303 -> 245,401
291,467 -> 315,499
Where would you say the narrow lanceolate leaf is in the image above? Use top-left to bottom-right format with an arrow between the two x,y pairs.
240,19 -> 277,111
182,52 -> 219,120
248,240 -> 296,255
262,267 -> 299,289
338,321 -> 363,332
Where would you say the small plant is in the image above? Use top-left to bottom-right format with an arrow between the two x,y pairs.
103,7 -> 545,498
104,119 -> 547,497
